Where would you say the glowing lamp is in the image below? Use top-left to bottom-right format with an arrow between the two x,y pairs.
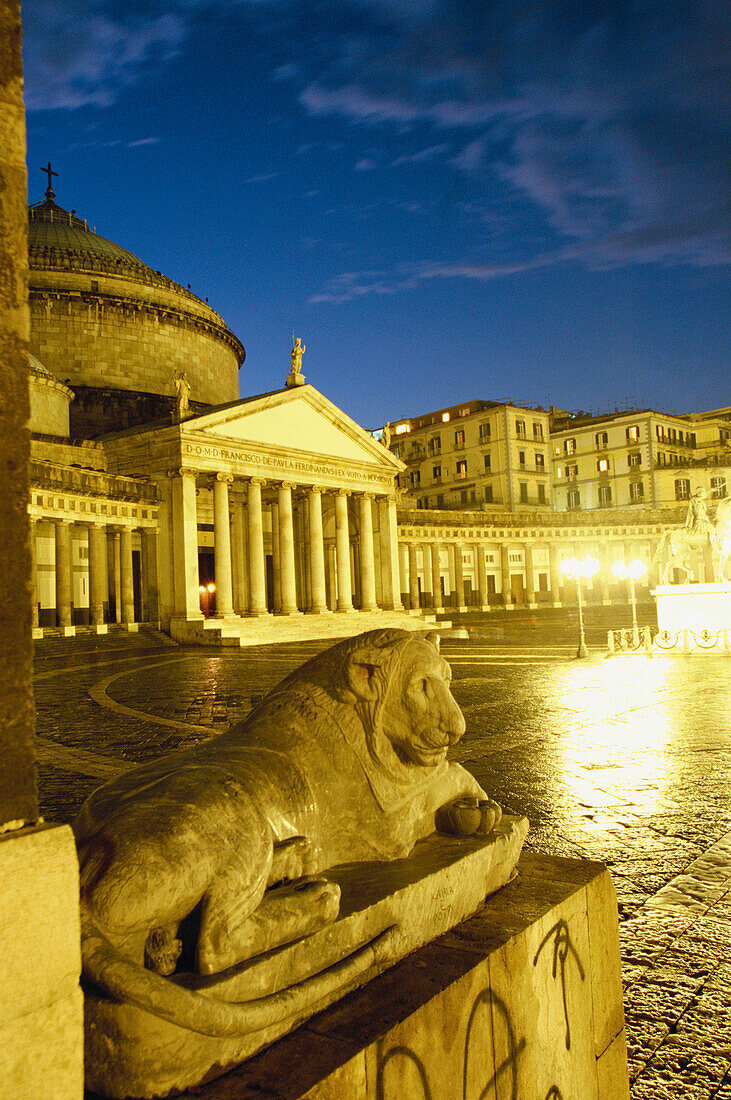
612,559 -> 646,640
560,555 -> 599,657
207,583 -> 216,593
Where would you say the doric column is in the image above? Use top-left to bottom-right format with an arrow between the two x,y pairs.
54,520 -> 73,631
453,542 -> 466,611
476,544 -> 488,609
307,487 -> 328,613
120,527 -> 135,626
431,541 -> 444,609
278,482 -> 299,614
212,473 -> 235,617
88,524 -> 107,628
30,519 -> 39,629
524,542 -> 536,606
170,468 -> 202,621
408,542 -> 420,610
230,498 -> 249,614
335,490 -> 354,611
548,542 -> 563,607
246,478 -> 268,615
357,493 -> 377,611
500,543 -> 511,607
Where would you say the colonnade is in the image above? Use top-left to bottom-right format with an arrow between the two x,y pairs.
29,517 -> 158,632
167,470 -> 402,624
399,536 -> 659,610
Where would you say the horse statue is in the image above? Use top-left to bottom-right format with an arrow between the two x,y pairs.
653,492 -> 731,584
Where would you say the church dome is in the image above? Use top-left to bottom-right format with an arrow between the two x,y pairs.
28,185 -> 245,437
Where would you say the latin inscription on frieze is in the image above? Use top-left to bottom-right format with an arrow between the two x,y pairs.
184,442 -> 392,485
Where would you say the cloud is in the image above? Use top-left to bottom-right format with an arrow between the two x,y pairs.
23,0 -> 185,110
127,136 -> 160,147
243,171 -> 281,184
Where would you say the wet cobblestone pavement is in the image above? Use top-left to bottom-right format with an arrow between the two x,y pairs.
32,619 -> 731,1098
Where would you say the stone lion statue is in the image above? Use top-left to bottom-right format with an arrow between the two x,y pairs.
74,629 -> 494,1037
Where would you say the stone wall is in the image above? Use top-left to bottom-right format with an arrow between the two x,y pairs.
67,384 -> 212,438
30,291 -> 241,415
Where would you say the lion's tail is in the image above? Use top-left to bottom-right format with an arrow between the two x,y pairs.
81,905 -> 400,1038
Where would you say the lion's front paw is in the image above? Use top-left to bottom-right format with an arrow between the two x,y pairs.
476,798 -> 502,835
436,797 -> 482,836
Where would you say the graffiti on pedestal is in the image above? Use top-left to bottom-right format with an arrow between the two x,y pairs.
533,919 -> 586,1051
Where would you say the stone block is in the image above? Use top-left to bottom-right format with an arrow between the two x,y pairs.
0,824 -> 83,1099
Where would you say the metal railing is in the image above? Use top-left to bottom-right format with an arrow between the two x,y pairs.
607,626 -> 731,654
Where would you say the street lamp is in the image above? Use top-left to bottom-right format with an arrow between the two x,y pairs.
612,559 -> 647,644
561,556 -> 600,658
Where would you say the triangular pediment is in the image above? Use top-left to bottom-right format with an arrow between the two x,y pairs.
183,386 -> 402,471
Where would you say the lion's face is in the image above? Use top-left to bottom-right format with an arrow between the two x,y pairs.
380,643 -> 466,768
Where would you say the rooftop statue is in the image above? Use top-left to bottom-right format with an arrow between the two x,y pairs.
173,368 -> 191,421
285,333 -> 307,387
382,421 -> 391,448
75,629 -> 526,1097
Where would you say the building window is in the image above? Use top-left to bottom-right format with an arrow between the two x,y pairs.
566,463 -> 578,480
564,438 -> 576,455
456,459 -> 467,479
630,481 -> 644,503
479,422 -> 491,442
428,435 -> 441,455
484,484 -> 493,503
537,483 -> 547,504
675,478 -> 691,500
518,450 -> 526,468
595,431 -> 608,449
410,471 -> 421,487
597,457 -> 610,472
533,421 -> 544,441
626,424 -> 640,442
454,429 -> 465,449
483,453 -> 491,471
711,476 -> 726,498
395,422 -> 411,435
599,485 -> 612,506
432,465 -> 441,482
436,494 -> 444,507
720,428 -> 730,443
628,452 -> 641,467
567,489 -> 581,510
538,572 -> 549,591
516,419 -> 526,438
535,452 -> 545,470
519,482 -> 528,503
441,411 -> 450,422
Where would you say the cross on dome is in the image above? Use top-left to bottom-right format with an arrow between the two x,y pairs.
41,161 -> 58,200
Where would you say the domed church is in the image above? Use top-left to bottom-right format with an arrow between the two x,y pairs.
27,171 -> 414,645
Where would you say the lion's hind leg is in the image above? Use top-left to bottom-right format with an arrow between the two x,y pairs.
268,835 -> 319,885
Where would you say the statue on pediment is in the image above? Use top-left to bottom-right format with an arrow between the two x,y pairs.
173,369 -> 192,421
286,334 -> 306,387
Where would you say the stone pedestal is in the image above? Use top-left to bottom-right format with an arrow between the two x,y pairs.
653,582 -> 731,653
0,824 -> 83,1099
175,853 -> 629,1100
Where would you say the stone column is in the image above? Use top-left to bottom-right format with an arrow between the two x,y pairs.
421,543 -> 433,608
109,530 -> 122,623
335,490 -> 354,611
246,478 -> 268,616
326,542 -> 338,610
278,482 -> 299,614
230,498 -> 249,614
307,488 -> 328,613
142,527 -> 159,625
431,542 -> 444,609
500,543 -> 511,607
453,542 -> 466,611
549,543 -> 563,607
596,543 -> 611,604
88,524 -> 107,629
388,496 -> 404,610
54,520 -> 73,632
476,544 -> 488,609
170,468 -> 202,622
358,493 -> 378,611
269,500 -> 281,613
524,542 -> 536,607
378,495 -> 402,610
29,520 -> 39,630
212,473 -> 235,617
408,542 -> 420,610
120,526 -> 136,627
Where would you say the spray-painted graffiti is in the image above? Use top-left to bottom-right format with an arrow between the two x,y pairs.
533,919 -> 586,1050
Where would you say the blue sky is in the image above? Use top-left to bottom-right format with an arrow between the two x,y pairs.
23,0 -> 729,429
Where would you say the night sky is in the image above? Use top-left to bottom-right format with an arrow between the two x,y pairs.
22,1 -> 730,430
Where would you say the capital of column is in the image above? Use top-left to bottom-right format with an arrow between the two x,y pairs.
308,484 -> 323,496
248,477 -> 267,488
215,472 -> 234,484
167,466 -> 199,480
337,488 -> 351,498
360,491 -> 374,500
279,481 -> 296,492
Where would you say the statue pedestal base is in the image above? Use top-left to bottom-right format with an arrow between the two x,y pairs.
652,583 -> 731,653
132,853 -> 630,1100
84,818 -> 528,1099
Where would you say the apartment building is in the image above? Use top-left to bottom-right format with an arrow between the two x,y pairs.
550,407 -> 731,512
387,399 -> 553,512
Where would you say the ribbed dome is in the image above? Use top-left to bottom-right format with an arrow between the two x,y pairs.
28,351 -> 57,379
28,198 -> 160,283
